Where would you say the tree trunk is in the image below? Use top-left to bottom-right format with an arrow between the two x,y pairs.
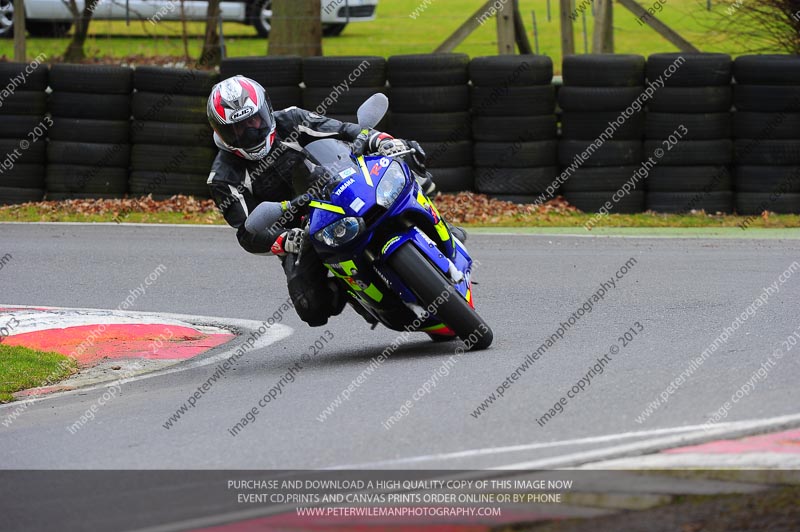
63,0 -> 98,62
180,0 -> 190,62
199,0 -> 223,67
592,0 -> 614,53
269,0 -> 322,57
13,0 -> 25,61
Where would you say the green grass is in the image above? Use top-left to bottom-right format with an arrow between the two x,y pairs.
469,226 -> 800,238
0,205 -> 223,224
1,201 -> 798,229
475,211 -> 800,228
0,344 -> 77,402
0,0 -> 778,66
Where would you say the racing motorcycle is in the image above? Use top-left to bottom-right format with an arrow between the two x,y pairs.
248,94 -> 492,350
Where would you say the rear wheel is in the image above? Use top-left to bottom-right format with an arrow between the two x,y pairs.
389,243 -> 493,350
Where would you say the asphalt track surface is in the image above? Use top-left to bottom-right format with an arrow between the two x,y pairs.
1,224 -> 799,529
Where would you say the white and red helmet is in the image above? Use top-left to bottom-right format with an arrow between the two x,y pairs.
207,76 -> 276,160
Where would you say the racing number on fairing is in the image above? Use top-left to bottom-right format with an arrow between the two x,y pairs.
326,260 -> 384,302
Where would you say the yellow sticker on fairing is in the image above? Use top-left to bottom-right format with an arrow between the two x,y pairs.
357,156 -> 374,187
326,260 -> 384,302
309,200 -> 345,214
416,191 -> 450,242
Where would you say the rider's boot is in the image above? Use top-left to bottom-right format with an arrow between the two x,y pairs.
327,279 -> 348,317
414,170 -> 436,196
410,168 -> 465,242
448,223 -> 468,243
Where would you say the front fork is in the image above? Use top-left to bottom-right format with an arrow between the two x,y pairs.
380,226 -> 473,305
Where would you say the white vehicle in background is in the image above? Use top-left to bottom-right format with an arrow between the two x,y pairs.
0,0 -> 378,38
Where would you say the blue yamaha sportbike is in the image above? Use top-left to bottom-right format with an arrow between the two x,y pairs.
252,95 -> 492,350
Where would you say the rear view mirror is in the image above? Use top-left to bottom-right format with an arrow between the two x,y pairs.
357,93 -> 389,129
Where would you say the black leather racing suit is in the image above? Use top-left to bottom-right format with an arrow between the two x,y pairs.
208,107 -> 378,326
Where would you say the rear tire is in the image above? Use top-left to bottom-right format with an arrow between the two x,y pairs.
389,243 -> 493,350
323,23 -> 347,36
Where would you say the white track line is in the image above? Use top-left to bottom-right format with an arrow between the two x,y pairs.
327,415 -> 800,470
326,424 -> 714,469
497,413 -> 800,470
0,305 -> 293,409
130,414 -> 800,532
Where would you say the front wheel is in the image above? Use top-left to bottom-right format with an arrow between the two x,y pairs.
252,0 -> 272,38
389,243 -> 493,351
27,21 -> 72,37
0,0 -> 15,38
322,23 -> 347,37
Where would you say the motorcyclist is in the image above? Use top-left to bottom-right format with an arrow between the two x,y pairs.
207,76 -> 466,327
206,75 -> 446,327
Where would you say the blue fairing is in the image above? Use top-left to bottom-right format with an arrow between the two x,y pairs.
304,142 -> 473,331
377,226 -> 472,304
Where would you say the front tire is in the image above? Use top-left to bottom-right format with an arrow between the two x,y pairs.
251,0 -> 272,37
0,0 -> 14,38
389,243 -> 493,351
323,23 -> 347,37
27,21 -> 72,37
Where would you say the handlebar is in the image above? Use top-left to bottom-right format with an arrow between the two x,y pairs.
283,147 -> 417,213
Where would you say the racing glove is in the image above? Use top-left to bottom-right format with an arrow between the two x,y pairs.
352,130 -> 397,156
271,228 -> 305,256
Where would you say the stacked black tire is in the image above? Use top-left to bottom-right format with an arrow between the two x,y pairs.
302,56 -> 387,125
46,65 -> 133,200
387,54 -> 473,193
130,67 -> 218,199
644,53 -> 734,213
732,55 -> 800,215
220,56 -> 303,110
470,55 -> 556,202
559,55 -> 646,213
0,62 -> 48,205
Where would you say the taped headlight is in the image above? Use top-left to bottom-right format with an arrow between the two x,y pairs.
376,162 -> 407,208
314,216 -> 364,247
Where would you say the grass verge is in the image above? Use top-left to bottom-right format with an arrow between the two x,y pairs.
0,0 -> 781,65
0,195 -> 798,230
0,344 -> 78,403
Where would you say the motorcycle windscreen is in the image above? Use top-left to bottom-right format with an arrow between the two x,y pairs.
305,139 -> 362,187
305,139 -> 356,169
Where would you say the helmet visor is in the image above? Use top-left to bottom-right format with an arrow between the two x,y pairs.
215,106 -> 275,151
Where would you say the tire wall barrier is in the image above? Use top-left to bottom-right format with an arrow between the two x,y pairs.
0,61 -> 47,205
130,66 -> 219,199
0,54 -> 797,214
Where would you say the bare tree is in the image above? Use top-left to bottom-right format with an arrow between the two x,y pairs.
712,0 -> 799,54
200,0 -> 223,67
179,0 -> 190,61
269,0 -> 322,56
63,0 -> 101,62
